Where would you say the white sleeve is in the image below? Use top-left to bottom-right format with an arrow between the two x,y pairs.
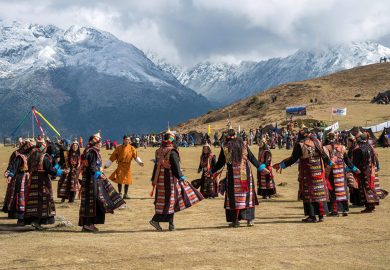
104,160 -> 113,168
135,157 -> 143,165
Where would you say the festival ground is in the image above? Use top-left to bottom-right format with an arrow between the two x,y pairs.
0,146 -> 389,270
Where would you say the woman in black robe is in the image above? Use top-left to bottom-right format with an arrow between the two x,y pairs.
212,129 -> 262,227
3,140 -> 35,225
25,137 -> 64,230
79,132 -> 125,232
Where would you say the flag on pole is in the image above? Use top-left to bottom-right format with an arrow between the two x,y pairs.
32,107 -> 61,137
324,122 -> 339,131
32,107 -> 45,136
207,124 -> 211,136
331,108 -> 347,116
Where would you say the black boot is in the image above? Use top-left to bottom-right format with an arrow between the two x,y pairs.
169,222 -> 175,231
302,216 -> 317,223
149,220 -> 162,231
229,221 -> 240,228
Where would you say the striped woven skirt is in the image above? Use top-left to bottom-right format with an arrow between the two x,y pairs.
225,164 -> 258,210
2,178 -> 15,214
154,168 -> 203,215
24,172 -> 56,225
299,158 -> 328,203
257,168 -> 276,196
374,172 -> 388,200
57,168 -> 78,199
97,178 -> 126,213
331,162 -> 348,202
358,174 -> 379,205
2,173 -> 28,219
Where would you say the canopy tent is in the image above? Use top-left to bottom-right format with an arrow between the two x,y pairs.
261,124 -> 275,135
187,131 -> 203,145
3,137 -> 16,147
371,90 -> 390,103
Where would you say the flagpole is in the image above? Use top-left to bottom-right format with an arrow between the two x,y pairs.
330,108 -> 333,125
32,108 -> 35,138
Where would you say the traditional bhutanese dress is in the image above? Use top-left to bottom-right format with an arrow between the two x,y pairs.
151,146 -> 203,223
78,147 -> 125,227
324,143 -> 353,214
2,151 -> 18,215
257,147 -> 276,198
57,150 -> 80,202
213,141 -> 260,222
108,144 -> 138,185
197,153 -> 218,198
351,143 -> 379,208
282,138 -> 330,217
270,134 -> 276,149
286,135 -> 292,150
348,144 -> 363,206
3,151 -> 29,220
25,152 -> 59,225
371,147 -> 388,200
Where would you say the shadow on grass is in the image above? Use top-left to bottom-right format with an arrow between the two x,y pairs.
254,220 -> 303,225
255,216 -> 302,220
0,225 -> 232,234
261,199 -> 300,203
123,197 -> 154,200
346,211 -> 368,215
0,224 -> 35,233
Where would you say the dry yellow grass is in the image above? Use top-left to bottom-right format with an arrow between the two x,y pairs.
177,63 -> 390,133
0,146 -> 389,270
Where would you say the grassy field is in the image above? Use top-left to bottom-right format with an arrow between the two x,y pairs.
0,145 -> 389,270
178,63 -> 390,133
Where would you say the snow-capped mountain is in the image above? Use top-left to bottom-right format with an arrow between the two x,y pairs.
0,20 -> 210,137
148,41 -> 390,105
145,51 -> 184,80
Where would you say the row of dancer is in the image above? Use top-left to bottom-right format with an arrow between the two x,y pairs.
2,127 -> 386,231
3,133 -> 127,231
149,127 -> 386,228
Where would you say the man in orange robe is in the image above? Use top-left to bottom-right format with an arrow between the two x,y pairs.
104,135 -> 144,199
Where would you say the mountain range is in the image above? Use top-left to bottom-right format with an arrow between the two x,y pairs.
176,62 -> 390,133
148,42 -> 390,105
1,20 -> 390,138
0,20 -> 210,138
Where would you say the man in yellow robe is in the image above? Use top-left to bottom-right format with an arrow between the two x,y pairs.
104,135 -> 144,199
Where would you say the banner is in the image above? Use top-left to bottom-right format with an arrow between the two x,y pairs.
286,106 -> 306,116
207,124 -> 211,136
35,110 -> 61,137
324,122 -> 339,131
32,107 -> 61,137
364,120 -> 390,132
331,108 -> 347,116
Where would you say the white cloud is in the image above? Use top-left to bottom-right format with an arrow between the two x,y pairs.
1,0 -> 390,66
